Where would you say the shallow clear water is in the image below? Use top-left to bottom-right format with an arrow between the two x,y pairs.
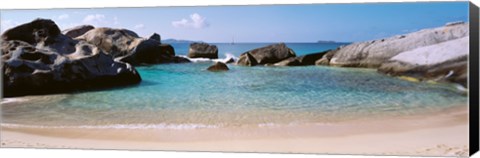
1,64 -> 467,127
1,43 -> 468,129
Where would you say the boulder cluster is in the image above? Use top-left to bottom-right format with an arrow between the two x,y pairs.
1,19 -> 189,97
1,19 -> 470,97
318,22 -> 469,86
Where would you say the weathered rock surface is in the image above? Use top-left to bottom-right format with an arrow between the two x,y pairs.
237,43 -> 296,66
315,50 -> 337,66
274,50 -> 328,66
378,36 -> 469,86
188,43 -> 218,59
207,62 -> 229,71
1,19 -> 141,97
62,25 -> 94,38
325,22 -> 468,68
76,27 -> 141,57
77,28 -> 188,65
273,57 -> 301,66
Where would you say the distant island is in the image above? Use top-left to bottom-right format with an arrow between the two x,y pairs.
162,39 -> 203,43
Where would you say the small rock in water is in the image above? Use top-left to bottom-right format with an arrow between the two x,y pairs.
225,57 -> 235,64
207,62 -> 229,72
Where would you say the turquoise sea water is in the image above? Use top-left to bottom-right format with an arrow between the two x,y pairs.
1,43 -> 467,129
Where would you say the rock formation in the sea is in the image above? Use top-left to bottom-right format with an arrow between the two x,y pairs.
188,42 -> 219,59
318,22 -> 468,68
207,62 -> 229,71
62,25 -> 95,38
236,43 -> 296,66
149,33 -> 161,43
1,19 -> 141,97
225,57 -> 235,64
315,50 -> 336,66
274,50 -> 328,66
378,36 -> 469,87
77,28 -> 189,65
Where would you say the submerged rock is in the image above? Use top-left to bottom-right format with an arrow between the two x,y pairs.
1,19 -> 141,97
378,36 -> 469,87
207,62 -> 229,71
188,42 -> 218,59
237,43 -> 296,66
62,25 -> 94,38
324,22 -> 468,68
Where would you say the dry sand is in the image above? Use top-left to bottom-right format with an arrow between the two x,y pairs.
0,105 -> 469,157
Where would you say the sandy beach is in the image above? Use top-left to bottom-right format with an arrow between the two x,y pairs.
0,105 -> 469,157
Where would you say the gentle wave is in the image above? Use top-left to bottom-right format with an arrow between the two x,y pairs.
1,122 -> 318,129
1,123 -> 220,130
180,52 -> 238,63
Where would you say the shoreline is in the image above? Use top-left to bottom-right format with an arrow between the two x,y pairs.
1,105 -> 469,156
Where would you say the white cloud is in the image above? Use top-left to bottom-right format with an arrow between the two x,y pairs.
172,19 -> 188,28
82,14 -> 106,24
134,24 -> 145,29
56,14 -> 118,29
58,14 -> 69,20
172,13 -> 209,29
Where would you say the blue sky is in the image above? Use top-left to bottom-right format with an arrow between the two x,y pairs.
0,2 -> 469,42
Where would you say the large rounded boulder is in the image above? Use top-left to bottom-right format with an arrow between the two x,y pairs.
378,36 -> 469,87
188,42 -> 218,59
325,22 -> 468,68
1,19 -> 141,97
237,43 -> 296,66
77,27 -> 188,65
274,50 -> 328,66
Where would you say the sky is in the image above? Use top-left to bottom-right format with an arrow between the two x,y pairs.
0,2 -> 469,43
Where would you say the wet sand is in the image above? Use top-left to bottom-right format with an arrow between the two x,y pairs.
0,105 -> 469,157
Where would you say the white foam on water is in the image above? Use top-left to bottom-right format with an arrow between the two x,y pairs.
454,84 -> 468,93
1,98 -> 26,104
180,52 -> 238,63
257,122 -> 307,128
257,123 -> 277,127
257,121 -> 340,128
1,123 -> 220,130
